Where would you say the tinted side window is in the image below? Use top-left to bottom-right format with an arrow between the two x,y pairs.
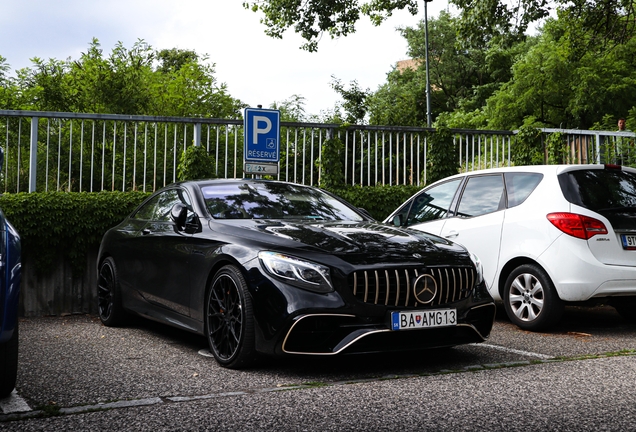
133,195 -> 160,220
505,172 -> 543,207
133,189 -> 192,221
456,175 -> 504,217
406,179 -> 462,225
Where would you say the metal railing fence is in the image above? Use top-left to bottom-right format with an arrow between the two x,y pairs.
539,127 -> 636,166
1,110 -> 634,193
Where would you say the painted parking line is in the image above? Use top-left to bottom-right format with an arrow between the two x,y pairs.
0,390 -> 31,414
475,343 -> 553,360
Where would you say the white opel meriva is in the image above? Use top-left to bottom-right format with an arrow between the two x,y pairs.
385,164 -> 636,330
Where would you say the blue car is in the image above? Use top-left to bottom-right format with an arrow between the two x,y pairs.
0,149 -> 21,398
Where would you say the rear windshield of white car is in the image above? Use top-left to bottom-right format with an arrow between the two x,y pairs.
558,168 -> 636,210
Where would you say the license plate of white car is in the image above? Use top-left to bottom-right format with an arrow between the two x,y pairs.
621,234 -> 636,250
391,309 -> 457,331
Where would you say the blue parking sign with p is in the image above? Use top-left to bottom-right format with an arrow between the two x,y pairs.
244,108 -> 280,163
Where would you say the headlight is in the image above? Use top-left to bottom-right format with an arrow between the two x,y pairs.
258,251 -> 333,293
470,252 -> 484,285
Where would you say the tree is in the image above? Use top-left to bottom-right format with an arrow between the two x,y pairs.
330,77 -> 370,124
1,38 -> 244,118
366,66 -> 426,126
483,10 -> 636,130
270,94 -> 308,121
243,0 -> 420,52
365,11 -> 529,127
156,48 -> 199,73
0,56 -> 20,109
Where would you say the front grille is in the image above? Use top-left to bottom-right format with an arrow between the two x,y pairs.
348,267 -> 475,308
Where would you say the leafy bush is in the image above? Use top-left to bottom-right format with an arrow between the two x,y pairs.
318,135 -> 345,189
427,126 -> 459,184
178,145 -> 216,181
0,191 -> 149,275
326,184 -> 421,221
513,124 -> 544,165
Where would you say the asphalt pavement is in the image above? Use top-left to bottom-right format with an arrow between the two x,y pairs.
1,306 -> 635,431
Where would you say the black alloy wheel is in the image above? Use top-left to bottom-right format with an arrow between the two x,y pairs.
206,265 -> 256,369
503,263 -> 564,331
97,257 -> 127,327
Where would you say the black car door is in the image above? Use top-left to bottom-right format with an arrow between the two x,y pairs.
132,187 -> 195,316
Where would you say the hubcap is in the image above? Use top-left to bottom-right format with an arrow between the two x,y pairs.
508,273 -> 544,322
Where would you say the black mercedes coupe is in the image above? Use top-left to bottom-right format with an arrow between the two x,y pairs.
97,179 -> 495,368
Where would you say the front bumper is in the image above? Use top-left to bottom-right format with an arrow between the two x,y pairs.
280,301 -> 496,355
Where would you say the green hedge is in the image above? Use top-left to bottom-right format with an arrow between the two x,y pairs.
0,191 -> 150,275
326,184 -> 421,221
0,184 -> 421,277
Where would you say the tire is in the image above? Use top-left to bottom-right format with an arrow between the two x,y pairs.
0,320 -> 19,398
503,264 -> 564,331
611,297 -> 636,323
205,265 -> 256,369
97,257 -> 127,327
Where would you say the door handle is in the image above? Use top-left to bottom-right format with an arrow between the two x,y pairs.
444,230 -> 459,238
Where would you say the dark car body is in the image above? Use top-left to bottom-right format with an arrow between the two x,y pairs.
97,179 -> 495,368
0,208 -> 22,397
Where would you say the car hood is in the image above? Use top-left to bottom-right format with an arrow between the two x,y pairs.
211,219 -> 470,266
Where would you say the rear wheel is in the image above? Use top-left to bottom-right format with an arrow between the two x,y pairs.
0,320 -> 19,398
97,257 -> 127,327
205,265 -> 256,369
503,264 -> 563,331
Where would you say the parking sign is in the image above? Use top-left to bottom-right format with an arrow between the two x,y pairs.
244,108 -> 280,163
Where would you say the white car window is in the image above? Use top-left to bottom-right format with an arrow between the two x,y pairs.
457,175 -> 505,217
505,173 -> 543,207
406,179 -> 462,225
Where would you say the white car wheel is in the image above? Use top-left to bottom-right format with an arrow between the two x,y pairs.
504,264 -> 563,331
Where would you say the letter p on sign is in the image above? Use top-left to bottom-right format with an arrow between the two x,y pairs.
252,116 -> 272,144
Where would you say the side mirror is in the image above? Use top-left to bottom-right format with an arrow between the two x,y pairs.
170,203 -> 188,230
392,214 -> 404,227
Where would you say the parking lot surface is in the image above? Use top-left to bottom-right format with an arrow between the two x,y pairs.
1,306 -> 635,430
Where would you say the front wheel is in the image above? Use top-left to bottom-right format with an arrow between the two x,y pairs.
205,265 -> 256,369
0,320 -> 19,398
503,264 -> 563,331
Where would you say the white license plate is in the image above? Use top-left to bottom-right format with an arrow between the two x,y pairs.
391,309 -> 457,331
621,234 -> 636,250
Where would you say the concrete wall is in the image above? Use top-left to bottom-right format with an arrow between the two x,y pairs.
19,248 -> 99,317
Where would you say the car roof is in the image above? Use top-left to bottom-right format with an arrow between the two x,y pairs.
433,164 -> 636,183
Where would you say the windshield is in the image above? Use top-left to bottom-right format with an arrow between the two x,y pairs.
200,182 -> 365,221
